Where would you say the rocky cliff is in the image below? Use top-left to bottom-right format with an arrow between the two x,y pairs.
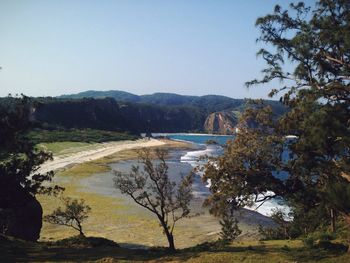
203,111 -> 240,134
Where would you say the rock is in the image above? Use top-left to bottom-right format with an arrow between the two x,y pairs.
0,184 -> 42,241
204,111 -> 240,134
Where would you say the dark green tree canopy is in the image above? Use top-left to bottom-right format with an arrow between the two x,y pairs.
204,0 -> 350,231
0,95 -> 61,203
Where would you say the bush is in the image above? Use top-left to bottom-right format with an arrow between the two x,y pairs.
53,235 -> 119,248
303,236 -> 316,248
317,232 -> 335,242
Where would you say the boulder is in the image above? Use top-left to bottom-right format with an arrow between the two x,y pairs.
0,184 -> 42,241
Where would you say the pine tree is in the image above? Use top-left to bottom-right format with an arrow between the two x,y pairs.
219,208 -> 242,243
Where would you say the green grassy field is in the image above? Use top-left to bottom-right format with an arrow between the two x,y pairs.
37,141 -> 95,156
28,128 -> 139,144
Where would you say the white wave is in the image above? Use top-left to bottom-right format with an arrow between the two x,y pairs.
180,145 -> 221,166
244,191 -> 291,219
148,132 -> 233,137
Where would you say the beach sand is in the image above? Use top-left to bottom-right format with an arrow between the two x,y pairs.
37,138 -> 165,174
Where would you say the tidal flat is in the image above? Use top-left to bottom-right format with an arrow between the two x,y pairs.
38,139 -> 271,248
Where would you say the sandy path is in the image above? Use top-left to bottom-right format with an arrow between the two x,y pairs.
38,139 -> 165,174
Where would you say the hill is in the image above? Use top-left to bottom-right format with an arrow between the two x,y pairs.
52,90 -> 287,134
58,90 -> 286,114
1,91 -> 287,135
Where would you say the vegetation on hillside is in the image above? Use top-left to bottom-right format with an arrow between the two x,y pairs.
27,128 -> 138,144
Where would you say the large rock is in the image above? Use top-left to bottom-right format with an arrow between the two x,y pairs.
0,184 -> 42,241
204,110 -> 240,134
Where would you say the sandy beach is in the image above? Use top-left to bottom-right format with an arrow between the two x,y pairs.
38,138 -> 165,174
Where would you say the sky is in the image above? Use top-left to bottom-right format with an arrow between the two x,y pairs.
0,0 -> 312,99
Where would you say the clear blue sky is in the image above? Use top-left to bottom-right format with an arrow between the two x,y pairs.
0,0 -> 313,99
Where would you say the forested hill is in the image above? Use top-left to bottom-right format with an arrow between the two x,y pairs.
32,97 -> 205,134
59,90 -> 285,114
0,91 -> 287,134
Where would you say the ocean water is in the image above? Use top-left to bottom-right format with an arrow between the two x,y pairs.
152,133 -> 234,146
156,133 -> 289,217
83,133 -> 288,218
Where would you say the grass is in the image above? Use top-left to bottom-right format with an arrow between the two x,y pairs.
37,141 -> 95,156
28,128 -> 139,144
1,235 -> 349,262
38,139 -> 209,248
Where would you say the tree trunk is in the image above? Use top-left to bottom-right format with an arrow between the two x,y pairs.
344,214 -> 350,253
165,231 -> 175,252
77,221 -> 85,237
330,208 -> 336,233
159,219 -> 176,252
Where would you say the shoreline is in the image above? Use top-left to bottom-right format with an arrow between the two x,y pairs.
38,137 -> 273,247
38,138 -> 178,174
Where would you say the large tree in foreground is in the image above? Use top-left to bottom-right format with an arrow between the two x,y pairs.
0,95 -> 62,240
204,0 -> 350,247
114,148 -> 193,252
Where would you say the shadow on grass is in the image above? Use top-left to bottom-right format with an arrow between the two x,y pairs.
0,235 -> 348,262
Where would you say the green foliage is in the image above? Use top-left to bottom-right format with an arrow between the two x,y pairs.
203,103 -> 285,215
52,235 -> 118,248
44,197 -> 91,236
0,95 -> 61,198
204,0 -> 350,246
303,236 -> 316,248
219,213 -> 242,243
27,128 -> 138,144
325,182 -> 350,216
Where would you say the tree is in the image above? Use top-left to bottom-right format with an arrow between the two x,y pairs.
203,0 -> 350,248
113,148 -> 193,252
219,204 -> 242,244
0,95 -> 62,240
44,197 -> 91,236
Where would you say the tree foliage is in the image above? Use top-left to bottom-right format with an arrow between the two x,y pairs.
219,205 -> 242,243
114,148 -> 193,251
44,197 -> 91,236
203,0 -> 350,242
0,95 -> 62,203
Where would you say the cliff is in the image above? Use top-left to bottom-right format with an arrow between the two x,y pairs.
203,111 -> 240,134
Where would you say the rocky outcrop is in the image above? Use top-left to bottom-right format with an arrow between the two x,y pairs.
204,111 -> 240,134
0,184 -> 43,241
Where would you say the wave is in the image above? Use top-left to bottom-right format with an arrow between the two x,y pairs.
180,145 -> 222,166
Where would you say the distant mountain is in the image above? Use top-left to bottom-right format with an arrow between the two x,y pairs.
59,90 -> 141,102
58,90 -> 252,113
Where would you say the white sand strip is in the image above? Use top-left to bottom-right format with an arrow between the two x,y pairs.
38,138 -> 165,174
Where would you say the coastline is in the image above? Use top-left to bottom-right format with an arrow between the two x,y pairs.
38,137 -> 272,248
38,138 -> 191,174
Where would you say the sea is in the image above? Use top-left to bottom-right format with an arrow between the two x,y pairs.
149,133 -> 289,217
